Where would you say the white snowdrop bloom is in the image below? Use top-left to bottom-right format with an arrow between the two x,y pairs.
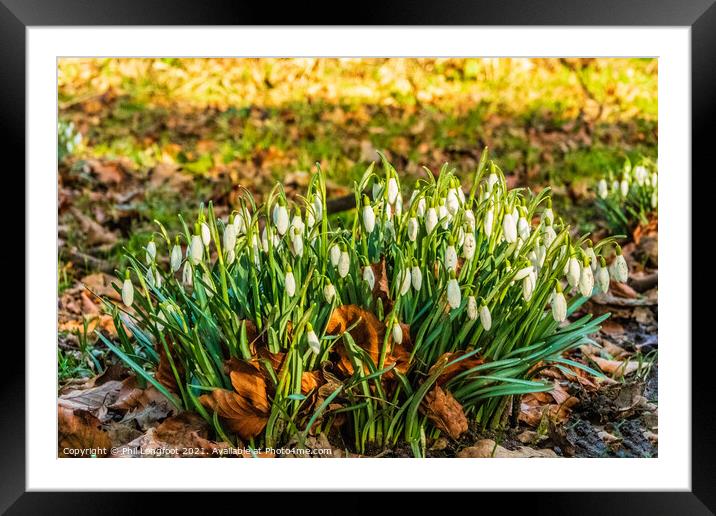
650,172 -> 658,188
438,204 -> 450,229
447,276 -> 461,309
323,282 -> 336,304
502,212 -> 517,243
201,222 -> 211,246
170,244 -> 182,272
445,244 -> 458,271
425,207 -> 438,235
536,244 -> 547,268
634,165 -> 648,186
514,265 -> 534,281
290,214 -> 305,236
463,232 -> 476,260
597,178 -> 609,199
409,190 -> 418,207
612,179 -> 620,193
399,268 -> 412,296
223,224 -> 237,253
330,244 -> 341,267
517,216 -> 530,241
385,202 -> 393,221
596,259 -> 610,293
261,227 -> 270,253
290,229 -> 304,257
457,187 -> 465,205
456,227 -> 465,247
392,322 -> 403,345
411,265 -> 422,291
579,261 -> 594,297
372,182 -> 382,201
566,256 -> 581,288
145,267 -> 155,289
362,202 -> 375,233
620,179 -> 629,197
487,172 -> 498,192
121,277 -> 134,307
446,188 -> 459,215
484,207 -> 494,237
190,234 -> 203,264
363,265 -> 375,290
407,217 -> 419,241
313,193 -> 323,223
338,250 -> 350,278
387,177 -> 399,204
464,210 -> 476,232
226,248 -> 236,266
306,324 -> 320,355
182,262 -> 192,286
513,238 -> 524,257
611,248 -> 629,283
651,191 -> 658,209
585,245 -> 597,271
522,271 -> 536,302
542,206 -> 554,226
416,197 -> 426,217
272,203 -> 289,235
145,240 -> 157,265
480,304 -> 492,331
233,212 -> 246,234
306,209 -> 316,229
543,224 -> 557,248
467,295 -> 478,320
285,269 -> 296,297
551,289 -> 567,322
395,194 -> 403,218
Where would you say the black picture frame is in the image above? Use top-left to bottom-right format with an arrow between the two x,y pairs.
3,0 -> 708,513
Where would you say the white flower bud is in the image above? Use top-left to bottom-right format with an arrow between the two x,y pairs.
330,244 -> 341,267
338,251 -> 350,278
416,197 -> 426,217
407,217 -> 419,241
200,222 -> 211,246
306,324 -> 320,354
551,290 -> 567,322
182,262 -> 192,286
566,257 -> 581,288
611,253 -> 629,283
363,266 -> 375,290
323,282 -> 336,304
398,268 -> 412,296
285,269 -> 296,297
121,278 -> 134,307
597,179 -> 608,199
446,189 -> 459,215
517,216 -> 530,241
291,214 -> 305,236
445,245 -> 458,271
585,246 -> 597,271
464,210 -> 476,232
438,205 -> 449,229
484,207 -> 494,237
313,193 -> 323,223
635,165 -> 648,186
387,177 -> 399,204
651,191 -> 657,209
502,213 -> 517,243
233,212 -> 246,234
411,266 -> 422,291
522,272 -> 536,301
542,207 -> 554,226
425,207 -> 438,235
272,204 -> 289,235
596,262 -> 610,293
463,232 -> 476,260
447,277 -> 461,309
543,225 -> 557,248
145,240 -> 157,265
480,304 -> 492,331
385,202 -> 393,221
290,230 -> 304,257
620,179 -> 629,197
226,247 -> 236,266
487,173 -> 498,192
579,263 -> 594,297
392,322 -> 403,345
170,244 -> 182,272
223,224 -> 237,252
363,204 -> 375,233
190,234 -> 203,264
467,295 -> 478,320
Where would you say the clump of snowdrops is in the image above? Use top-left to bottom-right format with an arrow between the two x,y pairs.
100,152 -> 626,457
595,157 -> 658,236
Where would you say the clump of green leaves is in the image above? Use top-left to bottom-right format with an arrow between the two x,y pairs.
100,151 -> 624,457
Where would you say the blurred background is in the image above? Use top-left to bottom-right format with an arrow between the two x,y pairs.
57,57 -> 657,324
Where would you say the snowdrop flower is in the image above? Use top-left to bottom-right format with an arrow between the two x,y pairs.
407,217 -> 419,241
514,265 -> 534,281
650,172 -> 658,188
487,172 -> 498,192
399,268 -> 412,296
226,248 -> 236,266
232,211 -> 246,235
261,227 -> 270,253
182,262 -> 192,286
456,227 -> 465,248
535,244 -> 547,268
551,285 -> 567,322
385,202 -> 393,221
612,179 -> 619,193
438,204 -> 449,229
585,241 -> 597,271
306,323 -> 320,354
484,206 -> 494,237
517,214 -> 530,241
223,224 -> 237,253
597,178 -> 609,199
200,222 -> 211,246
145,267 -> 156,289
446,188 -> 459,215
444,240 -> 458,271
372,182 -> 382,201
620,179 -> 629,197
395,194 -> 403,218
463,232 -> 476,260
596,257 -> 610,293
387,177 -> 399,204
543,223 -> 557,248
145,239 -> 157,265
566,256 -> 581,288
290,227 -> 304,257
272,202 -> 289,236
425,207 -> 438,235
464,210 -> 476,232
411,263 -> 422,291
651,191 -> 658,209
579,259 -> 594,297
480,304 -> 492,331
634,165 -> 648,186
323,282 -> 336,304
457,187 -> 465,205
502,212 -> 517,243
611,246 -> 629,283
392,322 -> 403,345
467,295 -> 478,320
190,234 -> 203,264
363,265 -> 375,290
330,244 -> 341,267
416,197 -> 426,217
290,214 -> 305,236
121,272 -> 134,307
338,248 -> 350,278
447,272 -> 461,310
542,201 -> 554,226
170,242 -> 182,272
312,193 -> 323,223
362,197 -> 375,233
285,267 -> 296,297
522,271 -> 536,302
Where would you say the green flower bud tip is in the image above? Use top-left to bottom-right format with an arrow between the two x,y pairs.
306,322 -> 313,332
600,256 -> 607,267
555,281 -> 563,293
363,194 -> 371,205
124,270 -> 131,280
586,239 -> 593,248
616,244 -> 623,255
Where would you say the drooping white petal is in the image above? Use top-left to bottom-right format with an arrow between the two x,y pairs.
411,266 -> 422,291
121,279 -> 134,307
447,278 -> 461,309
551,291 -> 567,322
480,305 -> 492,331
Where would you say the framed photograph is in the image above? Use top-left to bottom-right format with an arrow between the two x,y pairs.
4,0 -> 709,511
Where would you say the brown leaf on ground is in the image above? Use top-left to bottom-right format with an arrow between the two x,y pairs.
58,379 -> 123,422
589,355 -> 640,378
429,351 -> 485,386
600,320 -> 625,335
85,158 -> 128,185
519,382 -> 579,427
301,371 -> 322,394
610,280 -> 639,299
82,272 -> 121,300
421,385 -> 468,440
370,258 -> 392,311
457,439 -> 557,458
156,345 -> 184,395
108,376 -> 177,429
58,405 -> 112,457
70,207 -> 118,247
